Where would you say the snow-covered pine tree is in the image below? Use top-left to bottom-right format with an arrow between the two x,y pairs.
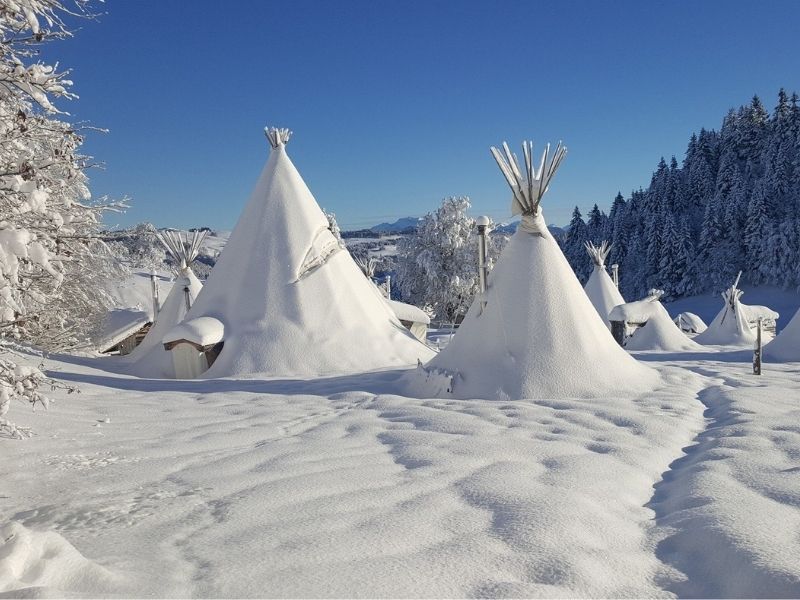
562,206 -> 590,282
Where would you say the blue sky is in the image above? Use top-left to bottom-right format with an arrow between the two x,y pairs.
47,0 -> 800,230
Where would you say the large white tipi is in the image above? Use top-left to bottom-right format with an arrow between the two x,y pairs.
123,230 -> 206,377
177,127 -> 433,378
764,308 -> 800,362
583,241 -> 624,327
416,140 -> 658,400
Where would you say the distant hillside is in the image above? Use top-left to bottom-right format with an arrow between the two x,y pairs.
494,220 -> 566,240
370,217 -> 422,234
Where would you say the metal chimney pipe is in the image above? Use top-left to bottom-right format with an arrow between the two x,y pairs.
184,285 -> 191,313
149,269 -> 160,319
476,216 -> 491,294
611,263 -> 619,288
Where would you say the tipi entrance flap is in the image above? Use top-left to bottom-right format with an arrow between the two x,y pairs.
296,226 -> 342,281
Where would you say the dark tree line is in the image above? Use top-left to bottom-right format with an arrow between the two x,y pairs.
561,89 -> 800,300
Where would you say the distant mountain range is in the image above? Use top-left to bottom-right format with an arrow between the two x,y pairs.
368,216 -> 564,237
369,217 -> 423,234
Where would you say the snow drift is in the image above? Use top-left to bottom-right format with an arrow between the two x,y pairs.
765,306 -> 800,362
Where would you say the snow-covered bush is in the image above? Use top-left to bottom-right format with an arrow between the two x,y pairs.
0,0 -> 122,433
395,197 -> 503,323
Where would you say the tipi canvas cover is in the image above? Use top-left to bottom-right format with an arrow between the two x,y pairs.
123,230 -> 206,377
695,274 -> 756,346
765,307 -> 800,362
583,241 -> 624,327
181,128 -> 433,377
418,141 -> 658,400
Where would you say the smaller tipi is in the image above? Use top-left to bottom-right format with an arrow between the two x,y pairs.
764,307 -> 800,362
695,272 -> 777,346
583,241 -> 624,327
123,230 -> 206,377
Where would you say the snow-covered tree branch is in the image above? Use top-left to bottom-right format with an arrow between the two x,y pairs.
0,0 -> 123,435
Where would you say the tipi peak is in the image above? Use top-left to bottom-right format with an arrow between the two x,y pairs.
265,126 -> 292,149
490,140 -> 567,227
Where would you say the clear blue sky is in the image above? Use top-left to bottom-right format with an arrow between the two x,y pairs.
47,0 -> 800,230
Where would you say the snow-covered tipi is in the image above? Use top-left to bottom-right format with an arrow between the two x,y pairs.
583,241 -> 624,327
416,140 -> 658,399
764,307 -> 800,362
123,230 -> 206,377
610,292 -> 703,352
175,127 -> 433,378
694,272 -> 777,346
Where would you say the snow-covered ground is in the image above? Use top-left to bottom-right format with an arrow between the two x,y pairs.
2,345 -> 799,597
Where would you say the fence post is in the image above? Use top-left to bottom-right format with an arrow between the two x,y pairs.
753,317 -> 762,375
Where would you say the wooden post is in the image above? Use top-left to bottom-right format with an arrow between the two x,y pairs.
753,317 -> 762,375
611,320 -> 626,347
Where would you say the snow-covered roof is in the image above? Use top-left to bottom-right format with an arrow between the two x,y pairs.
675,312 -> 707,333
741,303 -> 779,322
386,299 -> 430,325
97,308 -> 150,352
609,297 -> 662,324
163,316 -> 224,348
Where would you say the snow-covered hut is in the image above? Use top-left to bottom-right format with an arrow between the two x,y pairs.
162,317 -> 224,379
610,295 -> 702,352
765,306 -> 800,362
174,127 -> 433,378
97,308 -> 151,355
695,273 -> 779,346
386,299 -> 430,343
583,241 -> 624,327
414,140 -> 658,399
674,312 -> 707,334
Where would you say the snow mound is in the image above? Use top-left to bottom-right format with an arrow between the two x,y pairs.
675,311 -> 707,334
421,220 -> 658,399
625,303 -> 704,352
0,522 -> 120,598
765,307 -> 800,362
180,132 -> 433,377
